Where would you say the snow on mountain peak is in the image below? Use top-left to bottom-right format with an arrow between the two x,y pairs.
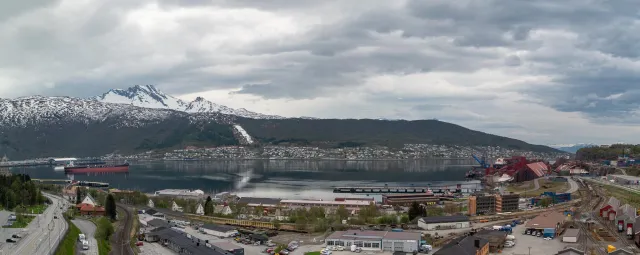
94,85 -> 283,119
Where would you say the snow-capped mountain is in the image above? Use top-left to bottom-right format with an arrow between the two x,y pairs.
548,143 -> 597,153
93,85 -> 282,119
0,95 -> 238,128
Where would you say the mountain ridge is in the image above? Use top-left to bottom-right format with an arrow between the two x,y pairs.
93,85 -> 283,119
0,85 -> 564,159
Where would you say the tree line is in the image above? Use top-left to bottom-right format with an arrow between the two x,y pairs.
0,174 -> 45,210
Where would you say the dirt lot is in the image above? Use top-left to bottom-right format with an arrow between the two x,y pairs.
270,231 -> 327,246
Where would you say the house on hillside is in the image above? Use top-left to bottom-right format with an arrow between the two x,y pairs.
148,199 -> 155,208
214,205 -> 232,215
81,193 -> 97,206
171,201 -> 183,212
196,204 -> 204,215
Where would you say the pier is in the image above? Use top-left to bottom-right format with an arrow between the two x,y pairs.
31,179 -> 109,188
332,183 -> 481,194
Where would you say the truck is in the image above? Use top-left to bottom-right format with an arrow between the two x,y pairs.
82,240 -> 89,250
499,225 -> 513,234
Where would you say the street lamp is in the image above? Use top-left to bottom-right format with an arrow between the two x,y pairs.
528,246 -> 531,255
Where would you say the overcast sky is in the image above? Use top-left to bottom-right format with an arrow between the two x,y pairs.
2,0 -> 640,145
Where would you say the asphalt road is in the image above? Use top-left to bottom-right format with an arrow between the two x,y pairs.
5,193 -> 68,255
72,219 -> 98,255
566,177 -> 579,193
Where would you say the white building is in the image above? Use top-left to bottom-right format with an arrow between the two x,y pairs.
325,230 -> 421,253
81,194 -> 97,206
280,199 -> 372,214
154,189 -> 205,200
562,228 -> 580,243
199,223 -> 238,238
214,205 -> 233,215
196,204 -> 204,215
171,201 -> 183,212
417,215 -> 470,230
148,199 -> 155,208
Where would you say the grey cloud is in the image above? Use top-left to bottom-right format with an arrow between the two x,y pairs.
3,0 -> 640,128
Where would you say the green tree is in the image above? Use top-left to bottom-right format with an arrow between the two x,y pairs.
204,196 -> 214,216
104,194 -> 117,221
400,215 -> 410,224
309,207 -> 326,219
76,187 -> 82,204
408,202 -> 423,220
335,205 -> 350,220
95,217 -> 114,241
273,220 -> 281,229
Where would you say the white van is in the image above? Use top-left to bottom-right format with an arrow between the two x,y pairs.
78,234 -> 86,242
82,240 -> 89,250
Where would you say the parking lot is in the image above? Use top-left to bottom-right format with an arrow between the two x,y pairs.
500,224 -> 570,255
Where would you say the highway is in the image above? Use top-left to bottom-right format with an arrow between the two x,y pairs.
4,193 -> 68,255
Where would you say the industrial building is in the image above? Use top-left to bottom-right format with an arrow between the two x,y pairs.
496,193 -> 520,213
418,215 -> 470,230
562,228 -> 580,243
468,193 -> 520,215
468,194 -> 495,215
153,189 -> 205,199
236,197 -> 281,208
199,223 -> 238,238
382,194 -> 453,206
515,162 -> 547,182
525,211 -> 566,237
280,199 -> 372,213
608,175 -> 640,185
470,230 -> 507,252
145,227 -> 232,255
434,235 -> 489,255
324,230 -> 421,253
614,204 -> 637,236
600,197 -> 621,220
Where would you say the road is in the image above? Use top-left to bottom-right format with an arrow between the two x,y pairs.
110,204 -> 134,255
581,177 -> 640,194
566,177 -> 579,193
72,219 -> 98,255
4,193 -> 68,255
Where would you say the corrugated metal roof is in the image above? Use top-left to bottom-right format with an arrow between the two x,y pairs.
526,162 -> 547,177
563,228 -> 580,238
607,197 -> 621,210
420,215 -> 470,224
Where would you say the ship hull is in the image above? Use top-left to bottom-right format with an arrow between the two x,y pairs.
64,164 -> 129,173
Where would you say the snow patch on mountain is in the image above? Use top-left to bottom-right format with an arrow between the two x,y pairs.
94,85 -> 282,119
0,96 -> 175,128
233,124 -> 254,145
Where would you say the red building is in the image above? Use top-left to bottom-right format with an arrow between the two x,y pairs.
76,203 -> 106,216
600,197 -> 620,220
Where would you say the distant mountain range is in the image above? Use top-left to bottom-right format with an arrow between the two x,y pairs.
549,143 -> 598,153
93,85 -> 283,119
0,85 -> 562,159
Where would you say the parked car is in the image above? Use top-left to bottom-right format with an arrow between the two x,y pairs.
6,239 -> 16,243
11,234 -> 21,239
136,241 -> 144,246
279,249 -> 290,255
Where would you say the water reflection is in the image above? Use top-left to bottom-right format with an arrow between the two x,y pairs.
13,159 -> 478,200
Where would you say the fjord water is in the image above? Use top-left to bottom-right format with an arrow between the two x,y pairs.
12,159 -> 479,200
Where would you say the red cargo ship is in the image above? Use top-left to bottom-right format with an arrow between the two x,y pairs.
64,162 -> 129,174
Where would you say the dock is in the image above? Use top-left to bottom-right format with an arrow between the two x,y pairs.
333,183 -> 481,194
31,179 -> 109,188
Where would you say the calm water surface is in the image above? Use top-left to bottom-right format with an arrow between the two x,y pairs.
11,159 -> 480,201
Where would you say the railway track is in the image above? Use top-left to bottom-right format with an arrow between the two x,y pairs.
576,178 -> 607,254
110,203 -> 134,255
590,184 -> 638,253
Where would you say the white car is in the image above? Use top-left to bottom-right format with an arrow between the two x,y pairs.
336,245 -> 344,251
543,237 -> 552,240
321,250 -> 333,255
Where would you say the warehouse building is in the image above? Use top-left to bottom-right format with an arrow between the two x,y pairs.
600,197 -> 621,220
614,204 -> 636,236
418,215 -> 470,230
145,227 -> 232,255
434,235 -> 489,255
324,230 -> 421,253
525,211 -> 566,237
199,223 -> 238,238
236,197 -> 281,208
608,175 -> 640,185
562,228 -> 580,243
382,194 -> 453,206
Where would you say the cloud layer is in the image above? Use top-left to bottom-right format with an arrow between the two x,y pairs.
2,0 -> 640,145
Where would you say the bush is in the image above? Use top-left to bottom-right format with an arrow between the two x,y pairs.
55,219 -> 80,255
